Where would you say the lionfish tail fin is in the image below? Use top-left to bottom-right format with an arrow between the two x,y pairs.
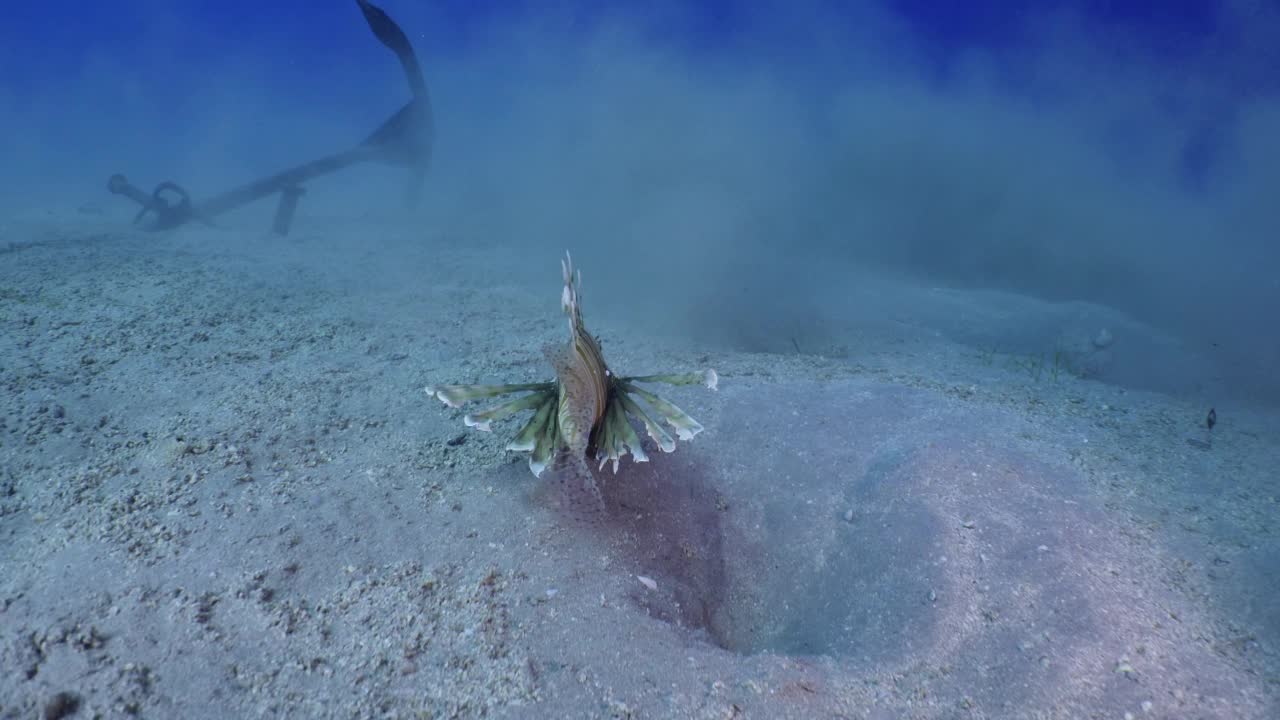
549,451 -> 608,527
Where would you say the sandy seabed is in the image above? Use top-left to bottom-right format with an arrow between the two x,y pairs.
1,212 -> 1277,719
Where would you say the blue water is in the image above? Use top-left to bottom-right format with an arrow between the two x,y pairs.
2,2 -> 1277,717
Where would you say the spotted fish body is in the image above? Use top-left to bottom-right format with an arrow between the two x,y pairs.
425,251 -> 719,512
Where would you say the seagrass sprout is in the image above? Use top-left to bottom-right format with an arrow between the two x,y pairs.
426,251 -> 718,477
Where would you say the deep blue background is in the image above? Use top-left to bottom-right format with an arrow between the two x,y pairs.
0,1 -> 1235,78
1,1 -> 1269,189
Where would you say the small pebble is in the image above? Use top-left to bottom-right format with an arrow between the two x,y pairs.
43,691 -> 80,720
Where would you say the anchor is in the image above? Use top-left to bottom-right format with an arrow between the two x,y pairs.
107,0 -> 432,235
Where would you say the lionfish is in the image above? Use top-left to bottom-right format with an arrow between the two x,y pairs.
425,252 -> 717,510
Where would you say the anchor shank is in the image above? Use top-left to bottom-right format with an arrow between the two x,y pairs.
193,146 -> 376,219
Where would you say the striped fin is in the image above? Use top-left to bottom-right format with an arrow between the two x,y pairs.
464,387 -> 555,432
622,369 -> 718,391
426,381 -> 552,409
619,380 -> 705,441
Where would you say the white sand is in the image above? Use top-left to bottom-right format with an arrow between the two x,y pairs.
1,212 -> 1277,719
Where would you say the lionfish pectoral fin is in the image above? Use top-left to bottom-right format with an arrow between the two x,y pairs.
608,398 -> 649,464
506,392 -> 558,455
426,381 -> 551,409
623,369 -> 718,391
595,395 -> 646,472
620,381 -> 704,441
615,390 -> 677,453
527,404 -> 561,478
464,388 -> 554,432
